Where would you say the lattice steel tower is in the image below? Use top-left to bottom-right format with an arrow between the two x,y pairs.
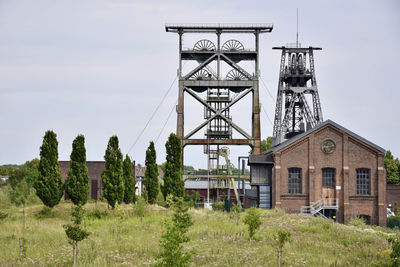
272,44 -> 323,144
166,23 -> 273,167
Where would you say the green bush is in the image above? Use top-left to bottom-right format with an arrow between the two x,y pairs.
346,216 -> 366,228
34,206 -> 55,219
87,209 -> 108,220
388,216 -> 400,229
388,235 -> 400,266
0,185 -> 12,208
0,210 -> 7,221
243,207 -> 262,240
157,191 -> 166,207
212,202 -> 224,211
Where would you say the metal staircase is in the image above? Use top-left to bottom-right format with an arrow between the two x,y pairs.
300,198 -> 338,218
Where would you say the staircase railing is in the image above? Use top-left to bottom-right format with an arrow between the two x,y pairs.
300,198 -> 338,218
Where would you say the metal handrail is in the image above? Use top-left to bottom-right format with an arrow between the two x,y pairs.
300,198 -> 338,217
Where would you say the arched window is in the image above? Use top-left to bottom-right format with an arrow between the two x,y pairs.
356,169 -> 370,195
288,168 -> 302,194
322,168 -> 335,188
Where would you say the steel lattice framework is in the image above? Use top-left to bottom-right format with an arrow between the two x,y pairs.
272,45 -> 323,144
166,23 -> 273,165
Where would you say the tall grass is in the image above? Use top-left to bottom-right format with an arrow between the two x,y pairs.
0,201 -> 397,266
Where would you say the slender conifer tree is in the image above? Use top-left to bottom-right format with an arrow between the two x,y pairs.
65,135 -> 90,206
123,155 -> 135,203
34,130 -> 64,208
144,141 -> 159,204
101,135 -> 124,208
162,133 -> 184,198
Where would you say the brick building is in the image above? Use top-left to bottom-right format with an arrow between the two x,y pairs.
387,184 -> 400,211
249,120 -> 387,226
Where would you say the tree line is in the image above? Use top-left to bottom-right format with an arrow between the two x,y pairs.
0,130 -> 185,210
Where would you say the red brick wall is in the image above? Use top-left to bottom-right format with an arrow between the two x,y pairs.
387,184 -> 400,208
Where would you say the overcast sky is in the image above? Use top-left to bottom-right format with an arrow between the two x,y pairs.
0,0 -> 399,169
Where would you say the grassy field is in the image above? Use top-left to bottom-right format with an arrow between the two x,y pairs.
0,201 -> 397,266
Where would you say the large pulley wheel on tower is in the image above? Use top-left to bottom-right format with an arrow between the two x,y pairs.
222,40 -> 244,51
226,69 -> 246,81
191,69 -> 213,80
193,39 -> 216,51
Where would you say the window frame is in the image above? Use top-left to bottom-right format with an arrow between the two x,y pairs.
356,168 -> 370,195
322,168 -> 335,188
288,168 -> 302,194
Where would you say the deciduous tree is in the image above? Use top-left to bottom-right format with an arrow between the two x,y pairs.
34,131 -> 64,208
65,135 -> 90,206
385,150 -> 400,185
101,136 -> 124,209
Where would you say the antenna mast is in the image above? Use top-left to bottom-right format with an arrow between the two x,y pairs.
296,8 -> 299,48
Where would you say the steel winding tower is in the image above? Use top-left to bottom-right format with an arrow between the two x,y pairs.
272,44 -> 323,144
166,23 -> 273,166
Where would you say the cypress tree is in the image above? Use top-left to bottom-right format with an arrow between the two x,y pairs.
144,141 -> 159,204
65,135 -> 90,206
34,130 -> 64,208
101,135 -> 124,209
123,154 -> 135,203
162,133 -> 184,199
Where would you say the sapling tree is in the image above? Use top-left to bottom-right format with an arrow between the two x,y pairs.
272,229 -> 292,267
230,202 -> 241,225
63,205 -> 90,267
114,202 -> 126,241
34,130 -> 64,208
155,198 -> 193,267
11,180 -> 30,260
243,207 -> 262,241
134,196 -> 146,223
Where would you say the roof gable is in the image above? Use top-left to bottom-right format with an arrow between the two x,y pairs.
270,120 -> 385,154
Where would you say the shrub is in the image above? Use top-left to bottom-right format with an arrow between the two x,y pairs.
243,207 -> 262,241
0,184 -> 12,208
134,196 -> 147,223
0,210 -> 7,221
346,216 -> 366,228
388,235 -> 400,266
388,216 -> 400,229
230,202 -> 241,225
87,209 -> 108,220
34,206 -> 55,219
212,202 -> 224,211
157,191 -> 166,207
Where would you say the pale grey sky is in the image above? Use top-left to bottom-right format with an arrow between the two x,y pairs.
0,0 -> 399,168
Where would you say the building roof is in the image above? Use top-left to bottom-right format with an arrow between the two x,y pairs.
248,153 -> 274,164
269,119 -> 385,154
